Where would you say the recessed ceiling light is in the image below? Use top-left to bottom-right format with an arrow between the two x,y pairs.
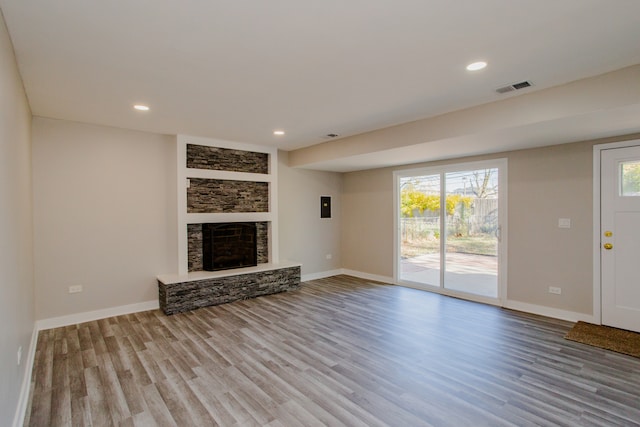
134,104 -> 150,111
273,130 -> 285,136
466,61 -> 487,71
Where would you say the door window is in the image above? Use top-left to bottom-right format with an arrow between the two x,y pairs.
620,160 -> 640,196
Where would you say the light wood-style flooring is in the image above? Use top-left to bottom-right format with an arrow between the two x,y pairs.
25,275 -> 640,426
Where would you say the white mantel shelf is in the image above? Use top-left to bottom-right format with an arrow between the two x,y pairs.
185,212 -> 274,224
157,261 -> 301,285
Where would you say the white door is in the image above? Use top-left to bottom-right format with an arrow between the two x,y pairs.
601,145 -> 640,333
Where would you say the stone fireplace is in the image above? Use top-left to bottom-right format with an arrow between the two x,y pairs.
187,222 -> 268,272
157,137 -> 301,315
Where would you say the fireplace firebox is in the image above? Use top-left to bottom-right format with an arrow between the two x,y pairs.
202,223 -> 257,271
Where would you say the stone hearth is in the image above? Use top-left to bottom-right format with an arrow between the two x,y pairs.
157,263 -> 301,315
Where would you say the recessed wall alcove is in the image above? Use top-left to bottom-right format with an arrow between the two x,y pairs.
157,135 -> 300,315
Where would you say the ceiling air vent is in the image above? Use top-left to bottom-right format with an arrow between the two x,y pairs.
496,80 -> 532,94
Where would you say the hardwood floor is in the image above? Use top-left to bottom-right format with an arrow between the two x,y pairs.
25,275 -> 640,426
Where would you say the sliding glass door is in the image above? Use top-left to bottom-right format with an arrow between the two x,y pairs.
395,159 -> 506,301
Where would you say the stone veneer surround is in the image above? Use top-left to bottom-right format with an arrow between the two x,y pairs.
187,178 -> 269,213
158,265 -> 301,315
186,144 -> 268,174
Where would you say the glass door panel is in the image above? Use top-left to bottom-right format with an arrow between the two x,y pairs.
444,169 -> 498,297
396,161 -> 503,301
399,174 -> 441,287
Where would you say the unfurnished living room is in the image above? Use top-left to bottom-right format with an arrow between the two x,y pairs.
2,1 -> 640,426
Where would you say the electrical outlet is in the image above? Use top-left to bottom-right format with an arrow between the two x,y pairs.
68,285 -> 83,294
326,254 -> 332,260
558,218 -> 571,228
548,286 -> 562,295
17,346 -> 22,366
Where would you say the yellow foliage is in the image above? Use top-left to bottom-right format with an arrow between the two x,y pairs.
401,190 -> 471,217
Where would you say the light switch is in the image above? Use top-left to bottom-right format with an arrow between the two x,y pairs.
558,218 -> 571,228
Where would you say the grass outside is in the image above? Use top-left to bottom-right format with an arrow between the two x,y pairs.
401,234 -> 497,259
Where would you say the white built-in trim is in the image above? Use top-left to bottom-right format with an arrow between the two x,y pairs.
185,212 -> 274,224
301,269 -> 344,282
392,173 -> 399,283
177,136 -> 188,275
176,135 -> 279,275
158,261 -> 301,285
269,154 -> 279,264
503,300 -> 595,323
36,300 -> 159,331
12,324 -> 38,427
186,169 -> 273,183
593,144 -> 600,326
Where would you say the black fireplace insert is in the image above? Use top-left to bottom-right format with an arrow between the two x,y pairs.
202,222 -> 257,271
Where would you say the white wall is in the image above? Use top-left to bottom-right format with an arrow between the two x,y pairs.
0,10 -> 35,425
342,135 -> 640,317
32,118 -> 177,320
341,167 -> 393,279
31,122 -> 343,322
278,151 -> 342,278
506,141 -> 593,313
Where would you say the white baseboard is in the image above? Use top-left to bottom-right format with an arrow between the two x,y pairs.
340,269 -> 395,285
340,269 -> 594,324
300,268 -> 395,285
301,269 -> 344,282
14,300 -> 160,425
503,300 -> 596,323
12,324 -> 38,427
36,300 -> 160,331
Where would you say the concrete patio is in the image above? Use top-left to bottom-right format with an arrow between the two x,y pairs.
400,252 -> 498,298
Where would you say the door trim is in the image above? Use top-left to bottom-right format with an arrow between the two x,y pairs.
593,139 -> 640,326
393,158 -> 508,306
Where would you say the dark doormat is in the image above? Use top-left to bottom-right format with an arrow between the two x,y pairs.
565,321 -> 640,358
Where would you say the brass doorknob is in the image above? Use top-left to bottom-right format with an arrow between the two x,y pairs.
603,243 -> 613,250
